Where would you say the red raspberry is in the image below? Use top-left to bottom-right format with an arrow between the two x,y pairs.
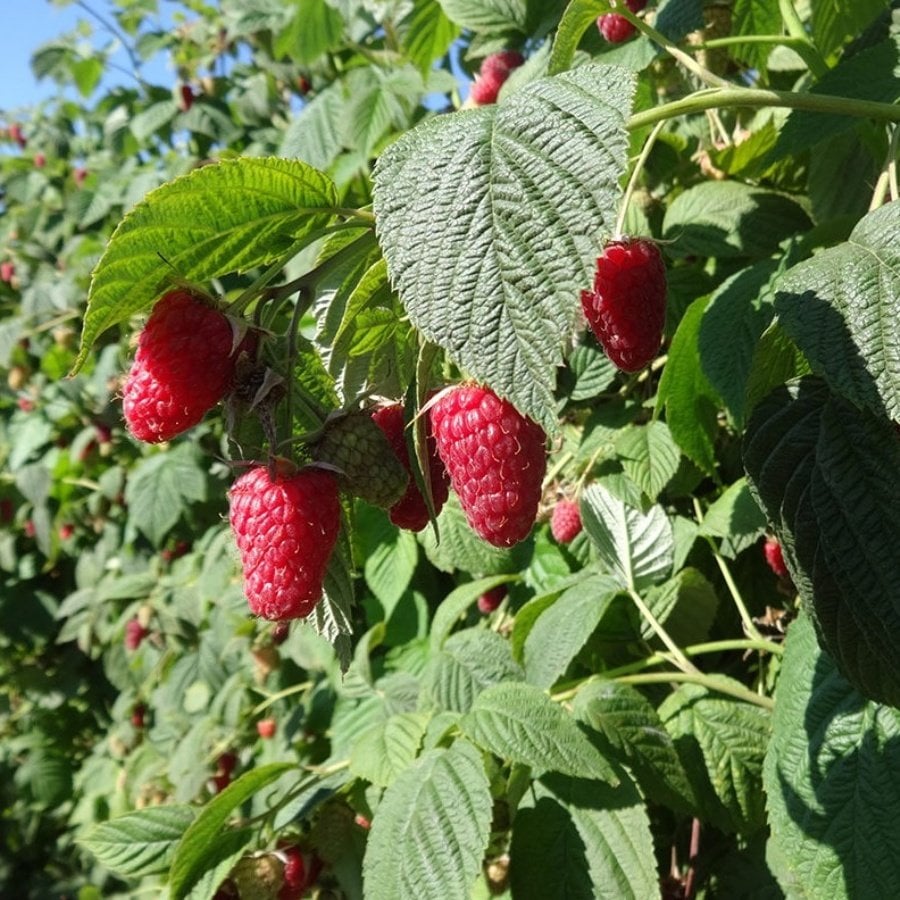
257,718 -> 277,739
59,523 -> 75,540
131,703 -> 147,729
597,0 -> 647,43
371,402 -> 450,531
0,261 -> 14,282
477,586 -> 506,614
9,123 -> 26,148
581,237 -> 666,372
279,847 -> 307,900
179,84 -> 195,112
763,536 -> 789,578
550,499 -> 582,543
124,618 -> 149,651
228,466 -> 340,620
430,385 -> 546,547
470,75 -> 503,106
122,290 -> 247,442
481,50 -> 525,82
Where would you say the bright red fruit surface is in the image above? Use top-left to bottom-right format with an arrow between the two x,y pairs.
228,467 -> 340,620
581,237 -> 667,372
477,586 -> 506,614
597,0 -> 647,43
430,385 -> 546,547
122,291 -> 244,442
764,536 -> 789,578
278,847 -> 307,900
256,718 -> 276,739
371,402 -> 449,531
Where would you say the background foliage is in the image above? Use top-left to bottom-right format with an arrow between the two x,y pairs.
2,0 -> 900,898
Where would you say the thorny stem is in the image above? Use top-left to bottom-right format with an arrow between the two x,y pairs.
692,497 -> 766,642
628,589 -> 701,675
614,119 -> 667,238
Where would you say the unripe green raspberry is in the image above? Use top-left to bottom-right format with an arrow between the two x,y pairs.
311,409 -> 409,508
230,854 -> 284,900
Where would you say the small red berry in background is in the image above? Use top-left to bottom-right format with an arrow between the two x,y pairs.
763,536 -> 789,578
34,152 -> 46,168
297,75 -> 311,95
9,122 -> 26,148
124,618 -> 149,651
597,0 -> 648,44
23,519 -> 36,538
17,397 -> 34,413
272,621 -> 291,645
179,84 -> 195,112
430,384 -> 547,547
581,237 -> 667,372
58,523 -> 75,541
257,718 -> 277,739
0,499 -> 13,525
354,813 -> 371,830
0,261 -> 14,283
131,703 -> 147,729
469,49 -> 525,106
73,167 -> 88,187
210,751 -> 238,792
550,499 -> 583,543
478,586 -> 506,614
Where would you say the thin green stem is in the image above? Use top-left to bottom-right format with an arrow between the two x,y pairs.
693,498 -> 765,642
615,119 -> 666,237
777,0 -> 828,78
250,680 -> 314,715
628,588 -> 700,675
693,34 -> 808,50
628,87 -> 900,132
616,672 -> 774,710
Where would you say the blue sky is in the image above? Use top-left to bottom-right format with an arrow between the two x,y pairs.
0,1 -> 173,114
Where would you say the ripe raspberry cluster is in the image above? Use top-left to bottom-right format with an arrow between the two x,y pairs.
597,0 -> 648,44
469,49 -> 525,105
581,237 -> 667,372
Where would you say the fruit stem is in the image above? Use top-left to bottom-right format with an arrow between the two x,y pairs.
628,86 -> 900,132
615,671 -> 774,710
692,497 -> 766,643
777,0 -> 828,78
250,680 -> 314,715
614,119 -> 666,239
628,588 -> 701,675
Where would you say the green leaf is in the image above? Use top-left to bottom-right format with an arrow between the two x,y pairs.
775,202 -> 900,421
362,740 -> 492,900
642,567 -> 718,648
765,611 -> 900,900
731,0 -> 782,70
74,158 -> 340,371
657,296 -> 721,474
374,64 -> 634,432
566,341 -> 618,401
510,768 -> 660,899
662,181 -> 811,259
349,712 -> 430,787
125,444 -> 207,545
430,576 -> 513,649
581,483 -> 673,591
655,0 -> 705,42
426,628 -> 525,713
573,681 -> 696,814
659,681 -> 770,834
168,763 -> 295,900
744,319 -> 810,420
80,806 -> 196,878
275,0 -> 343,65
357,505 -> 418,613
523,574 -> 621,689
614,420 -> 681,501
461,681 -> 618,782
436,0 -> 529,31
810,0 -> 890,60
548,0 -> 606,74
280,83 -> 347,169
400,0 -> 459,74
743,377 -> 900,706
698,478 -> 766,556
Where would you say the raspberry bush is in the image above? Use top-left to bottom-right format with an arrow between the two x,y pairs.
3,0 -> 900,898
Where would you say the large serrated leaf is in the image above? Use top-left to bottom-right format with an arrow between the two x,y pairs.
374,64 -> 634,432
743,377 -> 900,706
74,158 -> 341,371
362,740 -> 492,900
510,768 -> 660,900
811,2 -> 894,69
614,420 -> 681,502
80,805 -> 196,877
765,612 -> 900,900
659,681 -> 770,834
349,712 -> 430,788
168,763 -> 295,899
425,628 -> 524,713
581,483 -> 673,591
775,202 -> 900,421
461,681 -> 618,782
573,680 -> 696,815
523,574 -> 621,689
436,0 -> 528,31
